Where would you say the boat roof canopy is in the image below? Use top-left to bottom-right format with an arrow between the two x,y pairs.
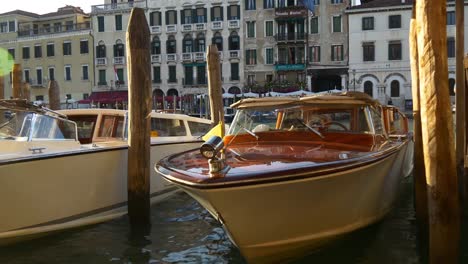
230,91 -> 380,109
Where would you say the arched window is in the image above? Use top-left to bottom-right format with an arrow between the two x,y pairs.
228,86 -> 241,94
183,34 -> 193,53
228,31 -> 240,50
97,40 -> 106,58
196,33 -> 205,52
212,32 -> 223,51
166,35 -> 176,54
364,81 -> 373,97
449,78 -> 456,96
151,36 -> 161,55
167,88 -> 178,96
390,80 -> 400,97
114,39 -> 124,57
153,89 -> 164,97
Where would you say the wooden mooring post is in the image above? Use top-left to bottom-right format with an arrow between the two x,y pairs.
411,1 -> 460,263
48,80 -> 61,110
22,82 -> 30,101
12,64 -> 22,99
126,7 -> 151,227
0,75 -> 4,99
207,44 -> 225,135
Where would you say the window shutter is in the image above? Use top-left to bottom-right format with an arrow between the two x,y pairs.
237,6 -> 241,19
192,9 -> 197,23
220,6 -> 224,20
159,12 -> 162,26
204,8 -> 207,23
113,44 -> 117,57
181,10 -> 185,24
150,12 -> 154,26
166,11 -> 169,25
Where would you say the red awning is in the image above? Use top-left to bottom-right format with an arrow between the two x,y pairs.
78,91 -> 128,104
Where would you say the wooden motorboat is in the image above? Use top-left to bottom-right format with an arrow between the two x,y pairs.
0,100 -> 211,245
156,92 -> 413,263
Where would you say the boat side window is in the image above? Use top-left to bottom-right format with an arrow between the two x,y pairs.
150,118 -> 186,136
188,121 -> 210,136
31,115 -> 76,140
98,115 -> 124,138
389,109 -> 407,135
68,115 -> 97,144
369,107 -> 384,135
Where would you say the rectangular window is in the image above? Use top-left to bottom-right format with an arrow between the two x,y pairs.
49,68 -> 55,81
98,69 -> 106,85
266,74 -> 273,83
36,95 -> 44,101
247,74 -> 255,85
168,65 -> 177,82
9,21 -> 15,32
362,17 -> 374,30
228,5 -> 240,20
24,69 -> 30,83
265,21 -> 273,37
388,41 -> 402,60
98,16 -> 105,32
246,0 -> 256,10
246,49 -> 257,65
150,12 -> 162,26
196,8 -> 206,23
36,68 -> 43,85
309,46 -> 320,62
184,66 -> 193,85
22,46 -> 30,59
447,38 -> 455,58
117,68 -> 124,84
65,65 -> 72,81
115,14 -> 122,31
447,11 -> 455,25
212,6 -> 223,21
265,48 -> 274,65
331,0 -> 343,3
47,43 -> 55,57
54,22 -> 62,32
363,42 -> 375,61
331,45 -> 343,61
182,9 -> 192,24
153,66 -> 161,83
231,63 -> 239,80
63,41 -> 72,56
247,21 -> 256,38
197,65 -> 206,84
332,16 -> 341,33
7,48 -> 14,59
82,65 -> 89,80
34,45 -> 42,58
389,15 -> 401,29
65,21 -> 73,31
0,22 -> 7,33
166,10 -> 177,25
264,0 -> 274,8
80,40 -> 89,54
310,17 -> 318,34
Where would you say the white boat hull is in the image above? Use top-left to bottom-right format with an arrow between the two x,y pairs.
0,141 -> 201,245
177,144 -> 409,263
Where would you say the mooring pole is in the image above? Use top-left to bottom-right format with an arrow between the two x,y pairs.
415,0 -> 460,262
0,76 -> 4,99
207,44 -> 225,135
126,7 -> 151,227
12,64 -> 22,99
409,2 -> 428,235
22,82 -> 30,101
48,80 -> 61,110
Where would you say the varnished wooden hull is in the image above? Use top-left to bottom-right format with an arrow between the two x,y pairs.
166,142 -> 410,263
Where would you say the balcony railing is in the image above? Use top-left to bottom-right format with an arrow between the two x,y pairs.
166,54 -> 177,62
194,52 -> 206,61
113,57 -> 125,65
228,20 -> 240,29
182,53 -> 193,61
96,58 -> 107,66
183,78 -> 207,87
275,32 -> 306,42
151,54 -> 161,63
228,50 -> 240,59
163,25 -> 175,33
195,23 -> 207,31
182,24 -> 193,32
17,22 -> 91,38
211,21 -> 223,30
91,0 -> 147,14
150,25 -> 161,34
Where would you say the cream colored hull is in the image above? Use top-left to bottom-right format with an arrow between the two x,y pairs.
180,145 -> 409,263
0,142 -> 200,245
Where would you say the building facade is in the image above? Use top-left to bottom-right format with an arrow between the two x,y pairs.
0,6 -> 94,103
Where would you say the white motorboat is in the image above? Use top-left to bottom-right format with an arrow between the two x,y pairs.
0,99 -> 211,245
156,92 -> 413,263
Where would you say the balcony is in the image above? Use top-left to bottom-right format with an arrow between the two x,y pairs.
211,21 -> 223,30
151,54 -> 161,63
228,50 -> 240,59
195,23 -> 207,31
91,0 -> 147,14
113,57 -> 125,65
182,24 -> 193,32
228,20 -> 240,29
182,53 -> 193,62
96,58 -> 107,66
194,52 -> 206,61
166,54 -> 177,62
275,32 -> 306,42
150,25 -> 161,34
166,25 -> 177,33
183,78 -> 207,87
18,22 -> 91,38
275,5 -> 308,18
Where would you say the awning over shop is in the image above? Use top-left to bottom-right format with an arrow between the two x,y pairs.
78,91 -> 128,104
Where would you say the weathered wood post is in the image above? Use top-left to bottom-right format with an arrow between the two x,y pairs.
126,7 -> 151,227
12,64 -> 22,99
465,55 -> 468,201
409,3 -> 428,235
207,44 -> 225,135
48,80 -> 61,110
0,75 -> 4,99
22,82 -> 30,101
415,0 -> 460,262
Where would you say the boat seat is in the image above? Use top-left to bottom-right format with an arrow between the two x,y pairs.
253,124 -> 270,132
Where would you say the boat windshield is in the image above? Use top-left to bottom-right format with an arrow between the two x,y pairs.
0,109 -> 77,141
228,105 -> 377,136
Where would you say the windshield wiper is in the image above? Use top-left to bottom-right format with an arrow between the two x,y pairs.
295,118 -> 324,139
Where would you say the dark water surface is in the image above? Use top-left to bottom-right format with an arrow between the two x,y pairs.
0,176 -> 436,264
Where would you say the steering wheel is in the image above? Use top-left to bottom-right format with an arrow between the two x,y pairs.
324,121 -> 348,131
